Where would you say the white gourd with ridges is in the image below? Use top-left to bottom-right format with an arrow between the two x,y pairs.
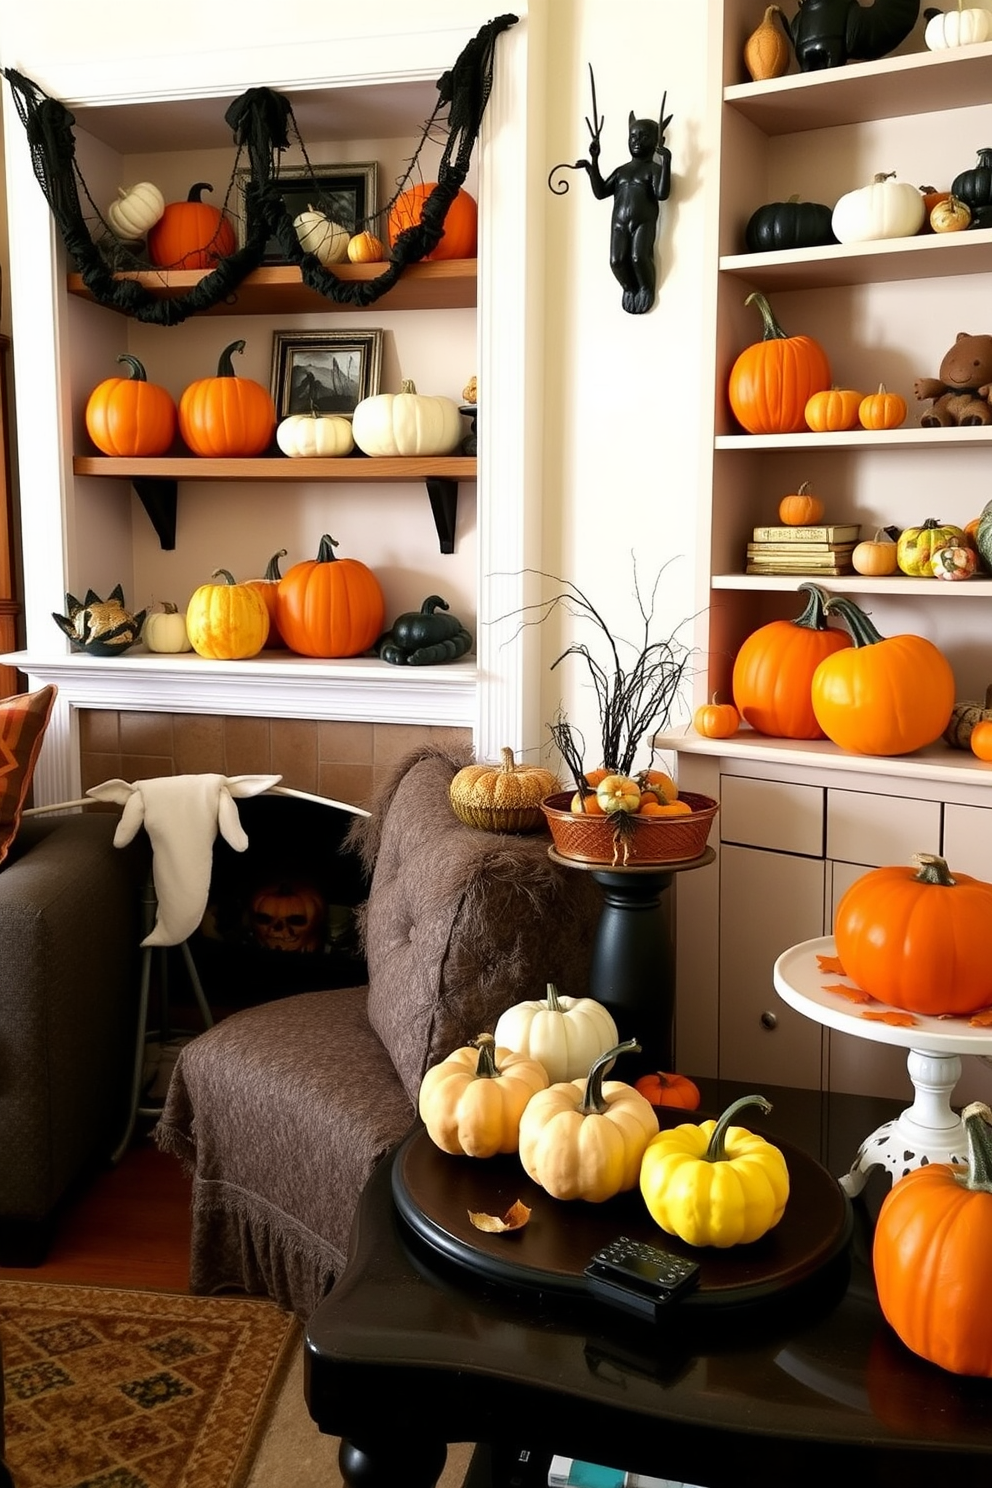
276,413 -> 355,458
925,4 -> 992,49
106,181 -> 165,240
292,209 -> 349,266
352,379 -> 463,457
831,172 -> 925,243
493,982 -> 619,1084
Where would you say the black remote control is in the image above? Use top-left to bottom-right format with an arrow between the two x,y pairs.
584,1236 -> 700,1321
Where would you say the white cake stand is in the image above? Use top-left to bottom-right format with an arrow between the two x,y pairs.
773,936 -> 992,1196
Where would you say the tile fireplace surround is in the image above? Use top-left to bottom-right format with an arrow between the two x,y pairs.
78,711 -> 471,811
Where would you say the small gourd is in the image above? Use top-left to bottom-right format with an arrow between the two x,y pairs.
931,543 -> 978,581
417,1034 -> 549,1158
276,412 -> 355,458
493,983 -> 619,1084
352,379 -> 463,457
852,529 -> 899,576
804,388 -> 864,433
639,1093 -> 790,1247
925,1 -> 992,50
347,231 -> 385,263
633,1070 -> 701,1110
831,172 -> 926,244
930,194 -> 972,233
692,694 -> 740,739
449,746 -> 559,833
778,481 -> 824,526
143,601 -> 192,654
106,181 -> 165,241
858,384 -> 907,430
518,1041 -> 659,1203
293,207 -> 350,267
743,5 -> 791,80
943,683 -> 992,749
896,518 -> 966,577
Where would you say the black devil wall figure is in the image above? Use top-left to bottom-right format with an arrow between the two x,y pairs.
2,14 -> 517,325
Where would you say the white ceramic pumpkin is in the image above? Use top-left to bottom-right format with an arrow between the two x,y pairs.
143,602 -> 192,653
925,2 -> 992,49
292,208 -> 350,267
493,983 -> 619,1084
106,181 -> 165,241
831,172 -> 926,243
276,413 -> 355,458
352,379 -> 463,457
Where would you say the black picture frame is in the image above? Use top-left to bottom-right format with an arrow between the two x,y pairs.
270,329 -> 384,420
235,161 -> 379,264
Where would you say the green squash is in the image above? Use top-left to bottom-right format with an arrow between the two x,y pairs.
392,596 -> 463,650
976,500 -> 992,573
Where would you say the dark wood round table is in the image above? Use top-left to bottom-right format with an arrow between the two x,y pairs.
304,1080 -> 992,1488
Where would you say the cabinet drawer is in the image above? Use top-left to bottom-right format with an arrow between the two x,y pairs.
943,803 -> 992,880
720,776 -> 823,856
826,789 -> 940,867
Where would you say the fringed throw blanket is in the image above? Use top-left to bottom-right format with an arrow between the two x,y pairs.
2,13 -> 517,323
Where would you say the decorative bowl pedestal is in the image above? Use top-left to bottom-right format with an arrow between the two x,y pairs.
773,936 -> 992,1197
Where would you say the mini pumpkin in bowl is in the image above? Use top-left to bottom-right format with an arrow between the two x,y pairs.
449,746 -> 559,833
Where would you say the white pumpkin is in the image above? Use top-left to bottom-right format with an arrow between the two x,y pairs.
276,413 -> 355,458
493,982 -> 619,1084
925,2 -> 992,49
831,172 -> 926,244
293,208 -> 350,266
106,181 -> 165,241
352,379 -> 463,457
143,602 -> 192,654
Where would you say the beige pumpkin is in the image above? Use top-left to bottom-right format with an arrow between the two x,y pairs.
352,379 -> 463,457
418,1034 -> 548,1158
852,529 -> 899,576
831,172 -> 926,243
106,181 -> 165,241
493,982 -> 619,1084
292,208 -> 350,266
143,601 -> 192,654
276,413 -> 355,458
449,745 -> 559,832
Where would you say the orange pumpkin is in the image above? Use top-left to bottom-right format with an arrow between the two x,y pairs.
778,481 -> 825,526
633,1071 -> 701,1110
693,694 -> 740,739
811,595 -> 955,756
347,231 -> 385,263
276,534 -> 385,658
147,182 -> 236,269
245,550 -> 289,649
388,183 -> 478,261
84,354 -> 177,457
250,879 -> 326,952
858,383 -> 907,430
970,719 -> 992,761
731,582 -> 851,739
178,340 -> 276,457
835,853 -> 992,1015
873,1101 -> 992,1377
804,387 -> 863,433
728,291 -> 831,435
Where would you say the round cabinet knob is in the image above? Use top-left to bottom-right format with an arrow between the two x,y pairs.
760,1010 -> 778,1031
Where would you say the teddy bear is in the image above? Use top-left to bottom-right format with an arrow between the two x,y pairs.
914,332 -> 992,426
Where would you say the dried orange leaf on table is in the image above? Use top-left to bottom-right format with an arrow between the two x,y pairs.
969,1007 -> 992,1027
468,1200 -> 531,1233
816,954 -> 846,975
822,981 -> 874,1004
860,1010 -> 917,1027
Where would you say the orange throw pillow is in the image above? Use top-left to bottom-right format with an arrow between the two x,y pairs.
0,685 -> 57,867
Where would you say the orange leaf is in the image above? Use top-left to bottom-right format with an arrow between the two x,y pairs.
816,953 -> 846,975
969,1007 -> 992,1027
468,1200 -> 531,1233
822,981 -> 874,1004
860,1010 -> 917,1027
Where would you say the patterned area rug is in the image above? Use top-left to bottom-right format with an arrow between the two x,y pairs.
0,1280 -> 298,1488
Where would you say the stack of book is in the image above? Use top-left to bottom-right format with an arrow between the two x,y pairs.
746,521 -> 861,577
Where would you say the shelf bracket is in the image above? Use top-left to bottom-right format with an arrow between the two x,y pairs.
425,477 -> 457,554
132,477 -> 178,551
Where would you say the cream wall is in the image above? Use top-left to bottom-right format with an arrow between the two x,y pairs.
0,0 -> 711,770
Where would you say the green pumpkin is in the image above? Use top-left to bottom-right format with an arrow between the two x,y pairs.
976,500 -> 992,573
391,596 -> 463,650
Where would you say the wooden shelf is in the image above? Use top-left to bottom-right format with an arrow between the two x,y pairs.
724,42 -> 992,134
715,427 -> 992,451
74,454 -> 477,553
720,228 -> 992,293
66,259 -> 478,315
712,574 -> 992,597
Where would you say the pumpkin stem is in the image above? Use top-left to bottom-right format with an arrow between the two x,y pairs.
315,534 -> 340,564
822,594 -> 885,648
580,1039 -> 640,1116
704,1093 -> 772,1163
911,852 -> 957,887
210,568 -> 239,586
744,290 -> 790,343
217,340 -> 247,378
544,982 -> 563,1014
958,1102 -> 992,1192
422,596 -> 449,615
188,181 -> 215,202
116,354 -> 148,382
263,550 -> 288,581
162,601 -> 179,615
470,1033 -> 501,1079
794,582 -> 833,632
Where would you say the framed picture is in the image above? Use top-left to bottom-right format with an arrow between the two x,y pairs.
271,329 -> 384,420
235,161 -> 379,263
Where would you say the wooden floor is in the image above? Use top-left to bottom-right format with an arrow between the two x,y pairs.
0,1125 -> 193,1292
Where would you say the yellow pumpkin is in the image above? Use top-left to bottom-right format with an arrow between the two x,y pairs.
493,982 -> 619,1084
518,1041 -> 659,1202
449,746 -> 559,832
185,568 -> 270,660
417,1034 -> 548,1158
596,774 -> 641,815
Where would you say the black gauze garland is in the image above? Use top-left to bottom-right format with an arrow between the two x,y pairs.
3,13 -> 517,325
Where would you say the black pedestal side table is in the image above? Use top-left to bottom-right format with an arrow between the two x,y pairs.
548,845 -> 714,1073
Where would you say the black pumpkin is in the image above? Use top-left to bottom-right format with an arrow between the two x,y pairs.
951,147 -> 992,225
745,197 -> 838,253
392,596 -> 462,650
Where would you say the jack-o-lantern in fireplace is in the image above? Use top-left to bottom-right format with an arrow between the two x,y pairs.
250,880 -> 326,953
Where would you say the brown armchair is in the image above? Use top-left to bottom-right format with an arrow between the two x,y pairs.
155,745 -> 600,1319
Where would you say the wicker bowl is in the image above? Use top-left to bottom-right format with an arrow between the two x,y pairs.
540,790 -> 719,866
